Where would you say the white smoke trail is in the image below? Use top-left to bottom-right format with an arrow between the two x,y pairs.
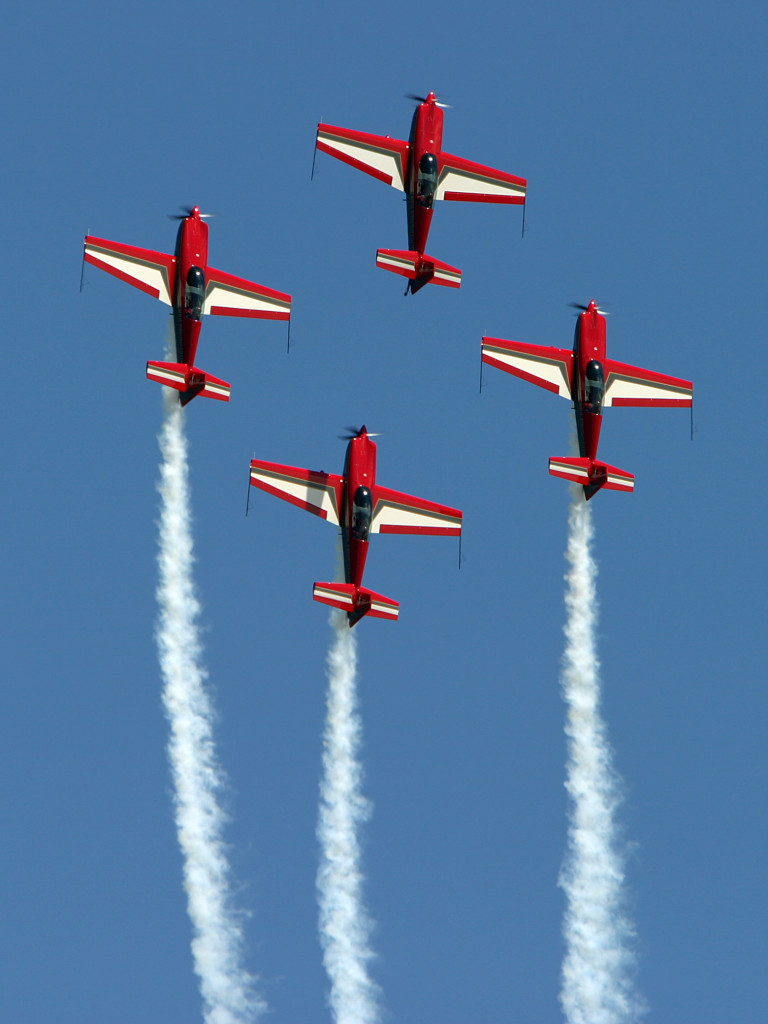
155,389 -> 264,1024
316,605 -> 380,1024
559,492 -> 643,1024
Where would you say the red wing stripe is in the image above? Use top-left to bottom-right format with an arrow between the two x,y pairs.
377,524 -> 462,536
610,396 -> 690,408
443,191 -> 525,204
209,306 -> 291,320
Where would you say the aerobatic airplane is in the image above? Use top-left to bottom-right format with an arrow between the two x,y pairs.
315,92 -> 526,293
249,427 -> 462,625
83,207 -> 291,405
482,301 -> 693,499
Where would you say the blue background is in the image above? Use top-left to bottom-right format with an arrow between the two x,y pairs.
1,1 -> 765,1021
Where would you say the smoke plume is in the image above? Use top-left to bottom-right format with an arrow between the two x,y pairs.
559,493 -> 643,1024
316,605 -> 380,1024
156,390 -> 264,1023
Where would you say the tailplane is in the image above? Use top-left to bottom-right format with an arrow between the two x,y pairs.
549,456 -> 634,500
375,249 -> 462,292
313,582 -> 399,627
146,361 -> 231,404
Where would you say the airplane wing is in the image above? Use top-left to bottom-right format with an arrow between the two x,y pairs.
482,337 -> 573,398
204,267 -> 291,320
84,236 -> 176,305
603,359 -> 693,407
436,152 -> 527,204
316,123 -> 409,191
371,485 -> 462,536
249,460 -> 344,526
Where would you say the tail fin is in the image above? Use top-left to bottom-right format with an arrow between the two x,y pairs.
146,361 -> 231,404
549,456 -> 634,499
375,249 -> 462,292
313,582 -> 399,626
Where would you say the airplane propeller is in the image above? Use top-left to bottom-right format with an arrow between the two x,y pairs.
568,301 -> 611,316
168,206 -> 216,220
405,93 -> 451,109
338,425 -> 382,441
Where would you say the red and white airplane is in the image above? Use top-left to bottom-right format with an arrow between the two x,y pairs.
315,92 -> 526,293
482,301 -> 693,499
83,207 -> 291,405
249,427 -> 462,625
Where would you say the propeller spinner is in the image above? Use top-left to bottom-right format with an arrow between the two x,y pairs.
568,301 -> 610,316
168,205 -> 216,221
338,425 -> 382,441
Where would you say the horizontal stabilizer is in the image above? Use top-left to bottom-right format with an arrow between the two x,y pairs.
375,249 -> 461,290
313,582 -> 399,626
549,456 -> 634,499
146,361 -> 231,404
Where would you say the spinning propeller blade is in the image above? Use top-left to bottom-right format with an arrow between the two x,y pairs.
168,205 -> 216,220
338,425 -> 381,441
568,301 -> 610,316
405,93 -> 451,108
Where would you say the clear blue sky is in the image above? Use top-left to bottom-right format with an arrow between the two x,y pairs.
1,2 -> 765,1021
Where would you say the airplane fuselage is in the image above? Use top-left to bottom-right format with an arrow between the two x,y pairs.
406,94 -> 444,255
172,208 -> 209,368
571,301 -> 607,464
340,430 -> 377,593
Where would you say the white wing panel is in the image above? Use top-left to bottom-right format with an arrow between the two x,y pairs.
84,238 -> 174,306
482,339 -> 572,398
435,153 -> 527,202
249,462 -> 342,526
204,279 -> 291,318
317,126 -> 408,191
604,371 -> 693,407
436,168 -> 526,201
371,487 -> 462,535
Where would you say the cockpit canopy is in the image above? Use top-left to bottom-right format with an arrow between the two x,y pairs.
351,485 -> 373,541
584,359 -> 605,414
416,152 -> 438,208
184,266 -> 205,321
